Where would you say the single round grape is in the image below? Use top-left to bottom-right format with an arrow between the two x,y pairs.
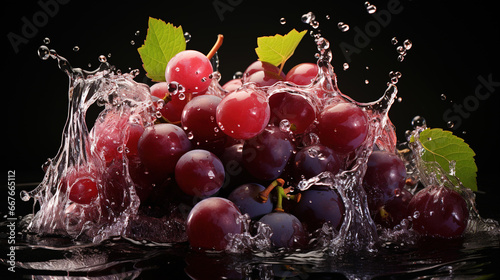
68,177 -> 98,205
222,79 -> 242,93
317,102 -> 368,154
216,88 -> 270,140
362,150 -> 407,212
228,183 -> 273,219
293,144 -> 342,179
181,95 -> 226,153
186,197 -> 243,251
373,187 -> 413,228
408,185 -> 469,238
150,82 -> 169,99
137,123 -> 192,183
268,91 -> 316,134
242,126 -> 294,181
165,50 -> 213,94
292,186 -> 345,233
175,149 -> 225,197
258,212 -> 308,249
285,63 -> 319,85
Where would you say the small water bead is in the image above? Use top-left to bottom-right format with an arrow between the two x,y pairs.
38,45 -> 50,60
280,17 -> 286,25
364,2 -> 377,14
403,39 -> 412,50
73,46 -> 80,52
397,97 -> 403,103
397,55 -> 405,62
98,55 -> 107,63
446,120 -> 455,129
364,79 -> 370,84
184,32 -> 191,43
301,12 -> 315,24
337,22 -> 350,32
325,14 -> 331,20
279,119 -> 291,132
440,94 -> 447,101
233,71 -> 243,79
391,37 -> 398,45
20,190 -> 31,202
135,30 -> 141,36
43,37 -> 51,44
130,40 -> 135,46
411,115 -> 426,128
343,62 -> 350,70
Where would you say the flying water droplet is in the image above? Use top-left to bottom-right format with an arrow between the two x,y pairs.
130,40 -> 135,46
343,62 -> 350,70
279,119 -> 291,132
337,22 -> 350,32
403,39 -> 412,50
411,116 -> 426,128
38,45 -> 50,60
280,17 -> 286,25
184,32 -> 191,43
364,2 -> 377,14
43,37 -> 51,44
20,190 -> 31,202
440,94 -> 447,101
233,71 -> 243,79
391,37 -> 398,45
98,55 -> 107,63
73,46 -> 80,52
447,120 -> 455,129
135,30 -> 140,36
301,12 -> 315,24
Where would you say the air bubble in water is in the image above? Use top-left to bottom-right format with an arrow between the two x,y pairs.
337,22 -> 350,32
280,17 -> 286,24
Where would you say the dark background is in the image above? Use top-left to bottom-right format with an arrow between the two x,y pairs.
3,0 -> 500,219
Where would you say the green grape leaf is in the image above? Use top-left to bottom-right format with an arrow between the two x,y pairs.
255,29 -> 307,73
419,128 -> 478,191
137,18 -> 186,82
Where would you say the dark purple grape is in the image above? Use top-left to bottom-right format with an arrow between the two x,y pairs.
186,197 -> 243,251
228,183 -> 273,219
293,144 -> 343,179
373,187 -> 413,228
137,123 -> 192,183
408,185 -> 469,238
175,149 -> 225,197
258,212 -> 308,249
362,150 -> 407,213
292,186 -> 344,233
242,126 -> 294,181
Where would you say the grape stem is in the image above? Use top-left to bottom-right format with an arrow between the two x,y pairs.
258,178 -> 284,203
275,186 -> 301,212
206,34 -> 224,60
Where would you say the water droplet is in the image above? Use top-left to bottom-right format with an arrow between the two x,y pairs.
107,53 -> 112,58
178,93 -> 186,100
279,119 -> 291,132
184,32 -> 191,43
187,131 -> 194,140
364,2 -> 377,14
130,69 -> 140,77
311,20 -> 320,29
411,116 -> 426,128
396,46 -> 406,54
43,37 -> 50,44
135,30 -> 140,36
413,211 -> 420,219
447,120 -> 455,129
233,71 -> 243,79
175,67 -> 180,72
98,55 -> 107,63
73,46 -> 80,52
38,45 -> 50,60
403,39 -> 412,50
391,37 -> 398,45
307,148 -> 319,158
449,160 -> 457,176
397,96 -> 403,102
440,94 -> 447,101
208,170 -> 215,179
337,22 -> 350,32
130,40 -> 135,46
20,190 -> 31,202
397,54 -> 405,62
325,14 -> 331,20
343,62 -> 350,70
280,17 -> 286,24
214,127 -> 219,133
364,79 -> 370,84
301,12 -> 315,24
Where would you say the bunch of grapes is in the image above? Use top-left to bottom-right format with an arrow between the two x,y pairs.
67,47 -> 470,251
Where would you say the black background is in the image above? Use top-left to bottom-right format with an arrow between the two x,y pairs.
3,0 -> 500,219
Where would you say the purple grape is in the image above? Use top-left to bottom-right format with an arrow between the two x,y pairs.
258,212 -> 308,249
242,126 -> 294,181
228,183 -> 273,219
293,144 -> 343,179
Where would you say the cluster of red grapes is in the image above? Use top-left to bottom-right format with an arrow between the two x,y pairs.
66,48 -> 470,251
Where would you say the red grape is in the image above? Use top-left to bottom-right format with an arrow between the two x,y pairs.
175,149 -> 225,197
317,102 -> 368,154
216,88 -> 270,140
222,79 -> 242,93
408,185 -> 469,238
268,91 -> 316,134
244,70 -> 284,87
165,50 -> 213,94
243,60 -> 285,79
186,197 -> 243,251
68,176 -> 98,205
137,123 -> 192,183
374,188 -> 413,228
285,63 -> 318,85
